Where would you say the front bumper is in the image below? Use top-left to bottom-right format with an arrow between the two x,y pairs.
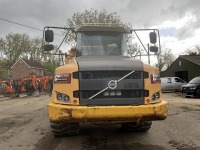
48,101 -> 168,123
181,90 -> 196,96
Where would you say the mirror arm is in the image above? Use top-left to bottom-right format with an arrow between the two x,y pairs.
156,29 -> 161,54
131,29 -> 161,56
54,29 -> 70,55
133,31 -> 148,54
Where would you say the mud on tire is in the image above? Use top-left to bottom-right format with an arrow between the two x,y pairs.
121,121 -> 152,132
50,121 -> 80,136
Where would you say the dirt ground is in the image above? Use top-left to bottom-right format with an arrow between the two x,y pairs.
0,93 -> 200,150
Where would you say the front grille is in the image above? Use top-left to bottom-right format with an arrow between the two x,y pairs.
73,70 -> 146,106
82,90 -> 143,99
80,71 -> 142,80
182,87 -> 191,90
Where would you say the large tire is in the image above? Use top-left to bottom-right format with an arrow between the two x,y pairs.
121,121 -> 152,132
50,121 -> 80,137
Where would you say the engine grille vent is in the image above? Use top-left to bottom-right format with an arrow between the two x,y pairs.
80,71 -> 142,80
73,90 -> 149,99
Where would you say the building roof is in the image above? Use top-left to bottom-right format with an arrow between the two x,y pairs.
161,55 -> 200,73
180,55 -> 200,66
11,58 -> 45,69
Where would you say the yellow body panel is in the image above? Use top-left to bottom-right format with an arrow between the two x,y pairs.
52,58 -> 80,105
143,63 -> 162,104
49,58 -> 168,124
48,100 -> 168,123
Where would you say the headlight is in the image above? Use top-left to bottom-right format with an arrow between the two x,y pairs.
116,91 -> 122,96
109,91 -> 115,96
103,90 -> 122,96
150,92 -> 160,103
190,87 -> 196,90
63,95 -> 70,102
103,91 -> 109,96
56,92 -> 70,102
57,93 -> 63,100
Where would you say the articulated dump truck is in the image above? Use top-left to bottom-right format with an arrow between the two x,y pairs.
43,24 -> 168,136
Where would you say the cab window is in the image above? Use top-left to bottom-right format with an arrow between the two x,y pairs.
175,78 -> 185,83
167,78 -> 172,83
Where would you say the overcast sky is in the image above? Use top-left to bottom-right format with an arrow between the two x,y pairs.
0,0 -> 199,60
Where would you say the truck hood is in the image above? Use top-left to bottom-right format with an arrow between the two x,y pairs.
182,83 -> 199,88
75,56 -> 143,71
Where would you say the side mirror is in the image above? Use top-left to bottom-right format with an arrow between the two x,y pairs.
45,30 -> 54,42
44,44 -> 54,51
149,32 -> 157,44
150,46 -> 158,53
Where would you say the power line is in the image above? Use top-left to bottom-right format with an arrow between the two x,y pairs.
0,17 -> 63,36
0,17 -> 43,31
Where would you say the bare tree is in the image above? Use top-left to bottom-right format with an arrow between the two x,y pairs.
64,8 -> 138,56
185,45 -> 200,55
155,47 -> 175,70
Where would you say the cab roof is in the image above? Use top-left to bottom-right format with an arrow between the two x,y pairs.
76,23 -> 131,33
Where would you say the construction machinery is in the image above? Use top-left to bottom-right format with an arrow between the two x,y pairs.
0,75 -> 52,98
18,75 -> 39,97
43,24 -> 168,136
4,80 -> 15,97
37,76 -> 53,93
0,79 -> 15,97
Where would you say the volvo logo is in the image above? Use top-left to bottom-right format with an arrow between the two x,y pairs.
108,80 -> 118,89
88,70 -> 135,99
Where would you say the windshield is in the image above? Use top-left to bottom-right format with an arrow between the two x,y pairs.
189,77 -> 200,84
76,32 -> 126,56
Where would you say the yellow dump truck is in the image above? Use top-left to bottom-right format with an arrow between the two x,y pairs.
43,24 -> 168,136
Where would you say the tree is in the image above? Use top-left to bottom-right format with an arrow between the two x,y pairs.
185,45 -> 200,55
65,9 -> 122,45
155,47 -> 175,70
0,33 -> 30,62
23,37 -> 43,62
64,9 -> 138,56
43,61 -> 56,75
0,33 -> 59,76
0,60 -> 8,79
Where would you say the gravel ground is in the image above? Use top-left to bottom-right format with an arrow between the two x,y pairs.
0,93 -> 200,150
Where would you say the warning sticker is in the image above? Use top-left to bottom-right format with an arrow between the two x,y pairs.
54,73 -> 71,84
150,74 -> 161,84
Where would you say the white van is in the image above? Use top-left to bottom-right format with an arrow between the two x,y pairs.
161,77 -> 186,92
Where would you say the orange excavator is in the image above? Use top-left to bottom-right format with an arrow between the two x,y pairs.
18,75 -> 39,96
1,75 -> 52,97
4,80 -> 14,95
0,79 -> 15,97
37,76 -> 53,93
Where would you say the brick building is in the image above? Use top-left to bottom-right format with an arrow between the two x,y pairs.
11,58 -> 46,79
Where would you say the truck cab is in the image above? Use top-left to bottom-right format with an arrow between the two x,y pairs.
44,24 -> 168,136
76,25 -> 128,57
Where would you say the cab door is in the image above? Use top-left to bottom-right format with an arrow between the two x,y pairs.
161,77 -> 173,91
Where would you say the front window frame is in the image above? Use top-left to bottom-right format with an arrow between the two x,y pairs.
76,32 -> 127,57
